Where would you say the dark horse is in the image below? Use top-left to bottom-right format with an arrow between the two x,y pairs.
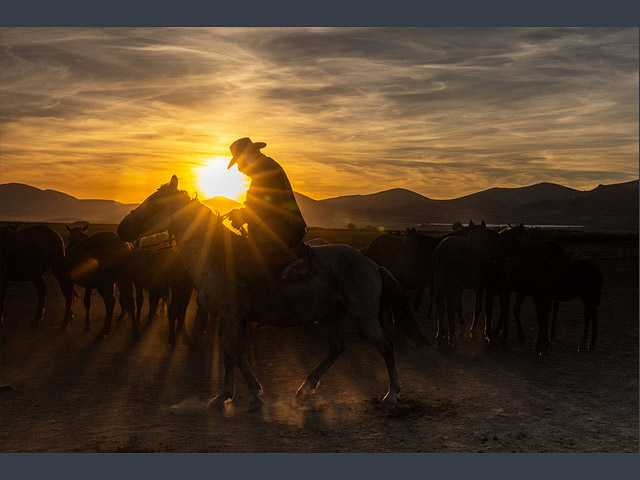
130,244 -> 195,347
432,221 -> 528,346
63,225 -> 137,339
508,245 -> 602,354
494,233 -> 569,343
395,228 -> 441,314
364,228 -> 439,314
1,224 -> 73,329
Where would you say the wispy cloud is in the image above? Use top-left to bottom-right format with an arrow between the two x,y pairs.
0,27 -> 637,202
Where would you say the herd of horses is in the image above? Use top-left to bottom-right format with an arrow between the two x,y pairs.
0,176 -> 603,409
364,222 -> 602,355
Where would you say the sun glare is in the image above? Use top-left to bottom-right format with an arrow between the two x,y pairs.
196,157 -> 250,201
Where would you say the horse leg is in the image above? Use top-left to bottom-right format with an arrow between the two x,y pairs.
0,278 -> 7,331
533,298 -> 550,355
119,281 -> 138,342
495,289 -> 510,341
550,301 -> 560,342
426,287 -> 435,320
147,292 -> 160,324
97,283 -> 115,338
457,299 -> 466,339
83,288 -> 92,331
469,288 -> 484,341
134,283 -> 144,330
51,262 -> 74,331
236,319 -> 263,410
589,304 -> 598,350
414,286 -> 425,311
446,295 -> 457,346
357,313 -> 401,409
31,276 -> 47,326
295,316 -> 345,406
484,289 -> 495,345
578,303 -> 592,352
514,291 -> 526,344
435,292 -> 447,345
209,314 -> 240,409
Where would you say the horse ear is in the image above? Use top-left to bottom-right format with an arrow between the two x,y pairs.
469,220 -> 475,226
406,227 -> 410,233
508,223 -> 513,228
412,227 -> 417,233
65,224 -> 71,232
169,175 -> 178,189
481,220 -> 486,227
81,224 -> 89,232
520,222 -> 524,228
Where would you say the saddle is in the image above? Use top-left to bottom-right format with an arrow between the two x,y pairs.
228,239 -> 313,289
275,242 -> 313,285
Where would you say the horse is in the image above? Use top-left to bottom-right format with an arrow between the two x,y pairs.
0,224 -> 74,329
131,244 -> 195,347
431,220 -> 528,346
395,227 -> 442,315
364,229 -> 436,313
508,246 -> 602,354
117,175 -> 428,410
494,230 -> 569,343
64,225 -> 137,339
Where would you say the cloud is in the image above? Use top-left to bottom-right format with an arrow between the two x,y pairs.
0,27 -> 637,202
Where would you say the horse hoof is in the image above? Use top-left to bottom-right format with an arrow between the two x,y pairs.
382,392 -> 397,410
294,383 -> 315,406
484,336 -> 494,346
84,326 -> 92,333
248,396 -> 265,411
98,331 -> 109,339
208,394 -> 229,410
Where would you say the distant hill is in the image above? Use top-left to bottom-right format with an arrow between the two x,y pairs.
1,179 -> 638,231
295,180 -> 638,231
0,183 -> 243,224
0,183 -> 137,224
202,196 -> 242,214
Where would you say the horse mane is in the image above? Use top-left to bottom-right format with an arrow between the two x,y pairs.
159,184 -> 242,239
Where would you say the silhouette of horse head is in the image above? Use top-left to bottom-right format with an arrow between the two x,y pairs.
65,223 -> 89,248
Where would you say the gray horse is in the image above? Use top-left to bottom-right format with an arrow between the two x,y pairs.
117,176 -> 428,410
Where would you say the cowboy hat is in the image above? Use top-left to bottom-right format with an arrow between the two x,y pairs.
227,137 -> 267,169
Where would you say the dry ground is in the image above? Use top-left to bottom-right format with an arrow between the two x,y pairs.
1,226 -> 637,452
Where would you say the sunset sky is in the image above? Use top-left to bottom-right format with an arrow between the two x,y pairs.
0,27 -> 638,204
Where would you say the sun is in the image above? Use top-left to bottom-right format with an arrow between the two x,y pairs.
196,157 -> 250,201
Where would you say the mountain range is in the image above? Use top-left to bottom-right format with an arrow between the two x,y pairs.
0,179 -> 637,231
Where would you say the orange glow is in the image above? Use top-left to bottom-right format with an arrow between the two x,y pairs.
195,157 -> 250,201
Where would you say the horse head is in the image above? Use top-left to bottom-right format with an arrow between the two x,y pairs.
65,223 -> 89,248
117,175 -> 193,243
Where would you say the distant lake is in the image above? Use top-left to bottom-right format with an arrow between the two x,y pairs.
420,223 -> 585,229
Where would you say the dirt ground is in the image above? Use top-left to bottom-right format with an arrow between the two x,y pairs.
1,227 -> 637,452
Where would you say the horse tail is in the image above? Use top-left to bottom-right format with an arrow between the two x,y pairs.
379,266 -> 429,347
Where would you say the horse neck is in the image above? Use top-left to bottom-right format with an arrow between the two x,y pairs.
167,195 -> 227,287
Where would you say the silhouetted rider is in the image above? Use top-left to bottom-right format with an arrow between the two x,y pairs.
224,138 -> 307,278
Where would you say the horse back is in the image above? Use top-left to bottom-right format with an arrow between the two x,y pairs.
1,224 -> 65,281
66,231 -> 133,284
